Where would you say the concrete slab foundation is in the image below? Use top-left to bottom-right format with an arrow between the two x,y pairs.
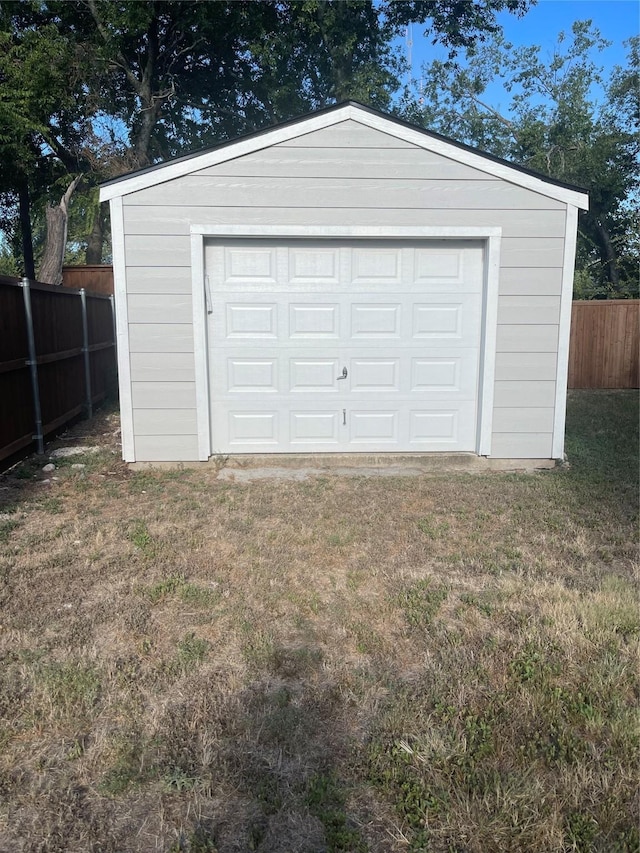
130,453 -> 558,477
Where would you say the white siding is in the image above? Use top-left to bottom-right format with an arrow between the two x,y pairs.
134,434 -> 200,461
133,409 -> 198,435
121,117 -> 569,461
123,205 -> 566,239
128,293 -> 193,324
125,176 -> 564,211
129,352 -> 196,382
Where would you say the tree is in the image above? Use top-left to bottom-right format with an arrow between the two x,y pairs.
411,23 -> 639,296
1,0 -> 535,272
0,1 -> 98,281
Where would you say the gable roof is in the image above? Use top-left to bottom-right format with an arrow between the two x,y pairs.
99,101 -> 589,209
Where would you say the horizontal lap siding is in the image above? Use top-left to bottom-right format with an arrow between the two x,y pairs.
122,118 -> 567,460
124,210 -> 196,455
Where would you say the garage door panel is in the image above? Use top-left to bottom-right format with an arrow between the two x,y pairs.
350,410 -> 398,443
224,246 -> 278,284
414,249 -> 463,283
410,410 -> 458,442
206,239 -> 484,453
290,411 -> 340,444
289,304 -> 339,338
350,303 -> 401,338
349,359 -> 399,391
225,304 -> 278,338
288,246 -> 340,284
227,359 -> 278,393
290,358 -> 341,392
227,411 -> 279,445
351,248 -> 403,285
412,298 -> 481,342
409,401 -> 477,448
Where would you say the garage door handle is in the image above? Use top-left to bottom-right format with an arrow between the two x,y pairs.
336,367 -> 348,380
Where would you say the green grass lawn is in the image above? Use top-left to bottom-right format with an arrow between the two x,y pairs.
0,391 -> 638,853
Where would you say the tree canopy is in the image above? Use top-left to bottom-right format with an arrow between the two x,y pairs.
410,23 -> 639,297
14,0 -> 615,282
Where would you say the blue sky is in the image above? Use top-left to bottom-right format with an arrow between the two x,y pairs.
404,0 -> 638,101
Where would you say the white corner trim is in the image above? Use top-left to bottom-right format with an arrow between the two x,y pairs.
194,224 -> 501,460
110,196 -> 135,462
477,233 -> 501,456
191,234 -> 211,460
192,224 -> 502,239
552,205 -> 579,459
99,103 -> 588,210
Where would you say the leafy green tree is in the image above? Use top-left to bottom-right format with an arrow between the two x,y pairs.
0,1 -> 99,281
1,0 -> 535,271
411,23 -> 639,296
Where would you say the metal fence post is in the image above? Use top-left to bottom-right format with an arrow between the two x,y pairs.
21,277 -> 44,454
109,293 -> 116,351
79,288 -> 93,419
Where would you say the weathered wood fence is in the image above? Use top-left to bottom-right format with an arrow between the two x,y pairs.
0,276 -> 116,463
62,265 -> 114,295
569,300 -> 639,389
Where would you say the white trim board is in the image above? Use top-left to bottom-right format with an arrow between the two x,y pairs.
191,224 -> 501,460
110,196 -> 135,462
190,234 -> 211,460
552,204 -> 579,460
100,104 -> 589,210
191,225 -> 502,239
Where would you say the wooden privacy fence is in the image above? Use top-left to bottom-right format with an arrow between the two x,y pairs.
62,265 -> 114,295
0,276 -> 116,463
569,300 -> 639,389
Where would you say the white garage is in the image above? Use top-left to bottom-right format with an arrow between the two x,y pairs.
100,102 -> 588,464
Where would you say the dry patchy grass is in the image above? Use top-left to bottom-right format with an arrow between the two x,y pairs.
0,392 -> 638,852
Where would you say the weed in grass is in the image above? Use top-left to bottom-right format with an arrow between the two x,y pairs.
66,738 -> 85,760
128,519 -> 155,557
176,632 -> 209,671
565,810 -> 599,851
161,766 -> 199,792
397,579 -> 448,629
509,640 -> 560,685
349,621 -> 383,655
39,661 -> 101,720
305,773 -> 367,853
147,572 -> 186,603
180,583 -> 221,608
459,591 -> 494,616
417,516 -> 450,539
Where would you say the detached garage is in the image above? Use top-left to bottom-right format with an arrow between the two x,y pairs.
99,101 -> 588,464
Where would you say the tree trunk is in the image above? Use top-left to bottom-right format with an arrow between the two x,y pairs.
85,202 -> 106,264
594,220 -> 620,290
37,176 -> 82,285
18,177 -> 35,280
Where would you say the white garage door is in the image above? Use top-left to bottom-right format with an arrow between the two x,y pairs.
205,239 -> 484,453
